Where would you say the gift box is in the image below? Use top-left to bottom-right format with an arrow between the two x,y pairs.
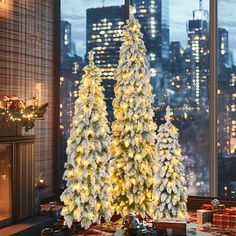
213,213 -> 230,228
197,210 -> 214,225
213,213 -> 236,228
202,204 -> 213,210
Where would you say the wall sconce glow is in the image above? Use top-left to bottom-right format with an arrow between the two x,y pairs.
0,0 -> 13,19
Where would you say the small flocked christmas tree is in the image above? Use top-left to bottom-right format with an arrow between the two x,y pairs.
154,106 -> 187,220
60,51 -> 111,229
111,8 -> 157,218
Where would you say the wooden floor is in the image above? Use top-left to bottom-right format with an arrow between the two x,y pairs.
0,216 -> 56,236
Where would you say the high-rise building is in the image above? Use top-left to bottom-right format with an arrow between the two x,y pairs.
229,73 -> 236,154
218,28 -> 233,69
186,0 -> 209,107
60,20 -> 83,135
60,20 -> 83,179
169,41 -> 186,106
218,70 -> 236,198
169,41 -> 184,75
61,21 -> 72,59
216,26 -> 236,197
217,28 -> 231,157
86,5 -> 125,122
168,41 -> 193,108
133,0 -> 170,90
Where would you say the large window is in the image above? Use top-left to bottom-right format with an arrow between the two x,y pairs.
60,0 -> 235,198
60,0 -> 124,180
218,0 -> 236,198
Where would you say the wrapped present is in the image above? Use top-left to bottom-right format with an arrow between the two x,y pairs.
197,210 -> 214,225
213,213 -> 230,228
202,204 -> 213,210
213,213 -> 236,228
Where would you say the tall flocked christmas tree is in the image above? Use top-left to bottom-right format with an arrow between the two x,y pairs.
154,106 -> 187,220
60,51 -> 111,229
111,8 -> 157,218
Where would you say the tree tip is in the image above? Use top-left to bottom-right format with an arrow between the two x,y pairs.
129,6 -> 136,19
165,105 -> 173,122
88,50 -> 95,64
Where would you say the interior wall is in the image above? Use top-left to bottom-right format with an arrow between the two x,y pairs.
0,0 -> 56,197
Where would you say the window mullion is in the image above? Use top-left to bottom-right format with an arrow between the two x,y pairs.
209,0 -> 218,197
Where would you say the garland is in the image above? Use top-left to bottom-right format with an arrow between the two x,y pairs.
0,96 -> 48,131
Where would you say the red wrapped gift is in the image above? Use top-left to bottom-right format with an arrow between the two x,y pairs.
202,204 -> 213,210
213,213 -> 230,228
197,210 -> 214,225
213,213 -> 236,229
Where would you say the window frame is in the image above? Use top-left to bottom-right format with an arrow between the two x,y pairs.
209,0 -> 218,197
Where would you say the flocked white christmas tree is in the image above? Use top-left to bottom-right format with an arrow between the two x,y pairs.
110,8 -> 157,218
60,51 -> 111,229
154,106 -> 187,220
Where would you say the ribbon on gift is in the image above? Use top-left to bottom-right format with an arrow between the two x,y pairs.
202,204 -> 214,210
202,203 -> 225,212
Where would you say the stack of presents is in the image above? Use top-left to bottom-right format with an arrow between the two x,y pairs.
40,200 -> 236,235
197,199 -> 236,233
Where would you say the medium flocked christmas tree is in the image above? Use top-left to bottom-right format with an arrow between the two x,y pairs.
111,8 -> 157,218
154,106 -> 187,220
60,51 -> 111,229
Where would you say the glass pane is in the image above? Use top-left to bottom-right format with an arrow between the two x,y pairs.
0,144 -> 12,223
218,0 -> 236,198
60,0 -> 210,196
134,0 -> 210,196
60,0 -> 125,180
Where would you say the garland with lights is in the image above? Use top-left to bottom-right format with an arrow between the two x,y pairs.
0,96 -> 48,130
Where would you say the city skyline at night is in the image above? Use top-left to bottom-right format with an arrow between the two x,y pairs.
61,0 -> 209,58
61,0 -> 236,63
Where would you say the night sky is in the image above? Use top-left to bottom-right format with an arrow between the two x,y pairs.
61,0 -> 236,62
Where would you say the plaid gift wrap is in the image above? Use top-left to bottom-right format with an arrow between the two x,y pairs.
213,213 -> 230,228
229,214 -> 236,228
213,213 -> 236,228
